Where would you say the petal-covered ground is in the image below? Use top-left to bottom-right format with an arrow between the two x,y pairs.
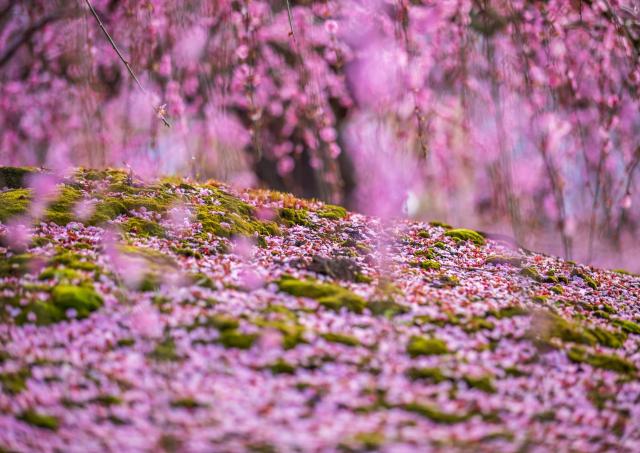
1,168 -> 639,452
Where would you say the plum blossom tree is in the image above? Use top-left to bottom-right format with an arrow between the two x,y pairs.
1,0 -> 639,269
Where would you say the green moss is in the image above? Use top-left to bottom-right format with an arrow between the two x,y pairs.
418,230 -> 430,239
0,188 -> 31,222
587,326 -> 626,349
406,367 -> 447,383
39,267 -> 83,282
92,394 -> 123,406
485,255 -> 523,267
116,338 -> 135,347
572,270 -> 599,290
121,217 -> 165,238
612,319 -> 640,335
463,375 -> 496,393
420,260 -> 441,271
173,246 -> 203,259
367,298 -> 409,318
218,330 -> 257,349
531,295 -> 548,304
50,284 -> 103,320
488,306 -> 529,319
567,347 -> 636,374
520,266 -> 543,282
50,251 -> 98,271
276,277 -> 367,314
407,336 -> 449,357
322,332 -> 360,347
444,228 -> 485,246
550,285 -> 564,295
17,410 -> 59,430
414,248 -> 435,259
171,397 -> 205,409
278,207 -> 312,227
463,317 -> 495,333
429,221 -> 452,229
266,359 -> 296,375
199,315 -> 240,331
432,241 -> 447,249
17,301 -> 64,325
402,403 -> 471,424
43,186 -> 82,225
0,167 -> 38,189
150,338 -> 181,362
350,432 -> 385,450
317,204 -> 347,220
437,274 -> 460,287
0,367 -> 30,394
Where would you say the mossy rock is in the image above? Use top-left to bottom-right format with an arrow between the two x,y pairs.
528,311 -> 596,347
150,338 -> 181,362
17,410 -> 59,430
444,228 -> 485,246
587,326 -> 626,349
571,270 -> 599,290
612,319 -> 640,335
407,336 -> 449,357
401,403 -> 470,424
367,298 -> 409,318
276,277 -> 366,314
429,221 -> 452,229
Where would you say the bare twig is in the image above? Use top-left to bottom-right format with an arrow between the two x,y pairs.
84,0 -> 170,127
284,0 -> 297,43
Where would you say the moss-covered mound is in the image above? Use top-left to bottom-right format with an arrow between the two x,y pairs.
0,167 -> 639,452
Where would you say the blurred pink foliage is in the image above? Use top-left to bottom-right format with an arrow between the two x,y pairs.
1,0 -> 640,268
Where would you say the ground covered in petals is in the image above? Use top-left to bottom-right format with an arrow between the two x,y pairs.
1,168 -> 640,452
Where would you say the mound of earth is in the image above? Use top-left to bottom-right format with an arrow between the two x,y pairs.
0,167 -> 639,451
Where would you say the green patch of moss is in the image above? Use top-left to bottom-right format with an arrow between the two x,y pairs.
567,347 -> 636,374
406,367 -> 447,383
429,221 -> 452,229
91,394 -> 123,406
432,241 -> 447,249
444,228 -> 485,246
612,319 -> 640,335
463,375 -> 496,393
407,336 -> 449,357
116,338 -> 135,348
402,403 -> 471,424
50,251 -> 99,272
322,332 -> 360,347
173,246 -> 202,259
254,319 -> 306,350
150,338 -> 181,362
463,317 -> 495,333
550,285 -> 564,295
266,359 -> 296,375
572,270 -> 599,290
121,217 -> 165,238
17,410 -> 59,430
0,367 -> 30,394
488,305 -> 529,319
420,259 -> 441,271
587,326 -> 626,349
414,248 -> 436,259
39,267 -> 83,282
278,207 -> 312,227
520,266 -> 543,282
171,397 -> 205,409
317,204 -> 347,220
50,284 -> 103,320
0,188 -> 31,222
218,330 -> 257,349
276,276 -> 367,314
436,274 -> 460,288
367,298 -> 409,318
418,230 -> 430,239
44,186 -> 82,225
